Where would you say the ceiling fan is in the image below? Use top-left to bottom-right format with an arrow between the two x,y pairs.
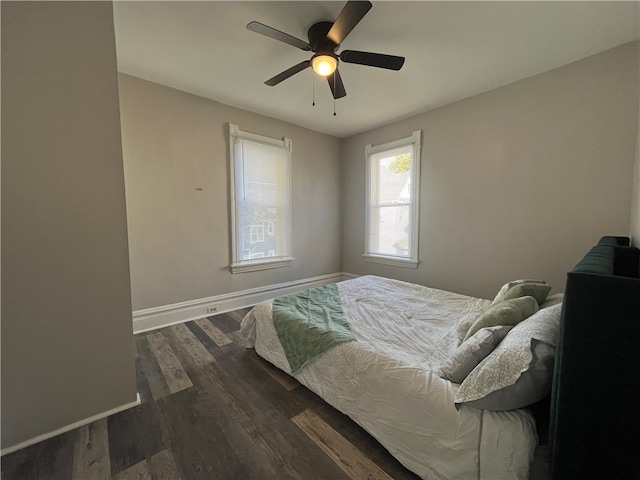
246,0 -> 405,100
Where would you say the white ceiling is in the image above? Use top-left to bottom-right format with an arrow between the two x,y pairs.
113,1 -> 639,139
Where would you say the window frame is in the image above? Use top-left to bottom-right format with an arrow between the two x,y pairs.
229,123 -> 294,274
363,130 -> 421,268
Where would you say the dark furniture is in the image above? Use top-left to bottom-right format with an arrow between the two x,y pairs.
549,236 -> 640,479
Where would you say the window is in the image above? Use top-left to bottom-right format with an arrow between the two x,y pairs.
229,124 -> 293,273
249,225 -> 264,243
364,130 -> 421,268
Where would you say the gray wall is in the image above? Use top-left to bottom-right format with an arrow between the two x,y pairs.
1,2 -> 137,449
341,42 -> 640,299
118,74 -> 342,311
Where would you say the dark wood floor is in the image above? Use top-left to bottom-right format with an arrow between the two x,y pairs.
2,307 -> 550,480
1,308 -> 421,480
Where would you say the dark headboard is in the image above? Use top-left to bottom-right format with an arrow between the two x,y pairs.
549,236 -> 640,479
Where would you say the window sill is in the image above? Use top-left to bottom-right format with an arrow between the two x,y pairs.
362,254 -> 419,269
230,257 -> 294,274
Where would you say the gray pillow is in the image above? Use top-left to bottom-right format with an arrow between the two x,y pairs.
454,303 -> 561,411
491,279 -> 546,306
440,325 -> 512,384
502,282 -> 552,305
463,296 -> 538,341
540,293 -> 564,309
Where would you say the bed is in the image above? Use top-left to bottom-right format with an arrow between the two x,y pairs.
241,274 -> 563,479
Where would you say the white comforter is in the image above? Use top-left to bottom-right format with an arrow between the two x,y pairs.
240,275 -> 537,480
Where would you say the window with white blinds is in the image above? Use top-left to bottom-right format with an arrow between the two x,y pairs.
229,124 -> 293,273
364,130 -> 421,268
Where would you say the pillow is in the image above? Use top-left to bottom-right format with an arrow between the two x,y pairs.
463,296 -> 538,341
540,293 -> 563,309
454,303 -> 562,411
501,282 -> 552,305
491,279 -> 546,306
492,279 -> 546,304
440,325 -> 512,384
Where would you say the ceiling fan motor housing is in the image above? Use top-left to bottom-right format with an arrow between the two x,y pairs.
308,22 -> 338,52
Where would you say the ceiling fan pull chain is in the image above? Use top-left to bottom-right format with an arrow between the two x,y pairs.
312,70 -> 316,107
333,74 -> 337,116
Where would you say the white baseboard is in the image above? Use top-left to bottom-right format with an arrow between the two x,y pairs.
341,272 -> 360,280
1,393 -> 141,456
132,272 -> 356,334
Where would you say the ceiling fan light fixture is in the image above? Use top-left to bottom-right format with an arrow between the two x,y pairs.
311,54 -> 338,76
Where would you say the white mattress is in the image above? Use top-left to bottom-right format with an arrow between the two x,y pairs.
240,275 -> 537,479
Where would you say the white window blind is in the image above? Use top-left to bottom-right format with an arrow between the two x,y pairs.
364,130 -> 421,268
229,124 -> 293,273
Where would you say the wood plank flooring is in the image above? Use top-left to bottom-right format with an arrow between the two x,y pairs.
2,307 -> 551,479
1,308 -> 421,480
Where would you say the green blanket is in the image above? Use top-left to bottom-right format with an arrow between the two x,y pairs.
272,283 -> 355,374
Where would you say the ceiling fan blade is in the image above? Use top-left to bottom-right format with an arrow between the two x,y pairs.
326,1 -> 372,46
340,50 -> 405,70
246,21 -> 311,51
265,60 -> 311,86
326,69 -> 347,99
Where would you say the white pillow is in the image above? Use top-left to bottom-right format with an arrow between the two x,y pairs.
439,325 -> 512,384
454,303 -> 561,411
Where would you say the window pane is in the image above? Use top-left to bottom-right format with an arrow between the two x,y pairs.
369,147 -> 412,258
378,152 -> 412,204
370,205 -> 410,256
235,138 -> 290,262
